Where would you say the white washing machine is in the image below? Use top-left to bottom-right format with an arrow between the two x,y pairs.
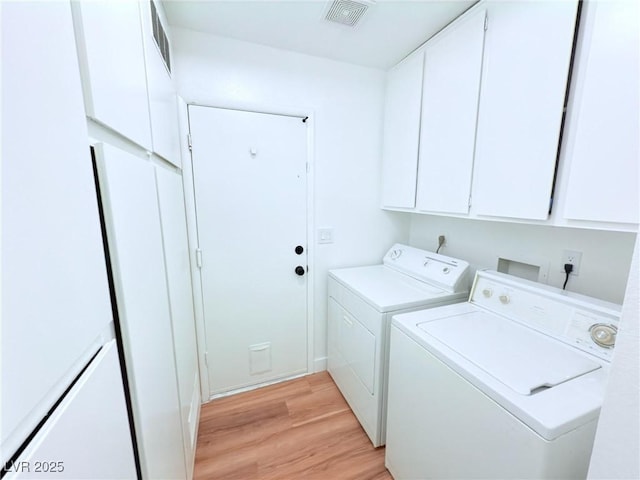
386,270 -> 621,480
327,244 -> 470,447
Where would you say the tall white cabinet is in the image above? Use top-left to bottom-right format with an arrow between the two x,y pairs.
2,2 -> 135,476
71,1 -> 200,477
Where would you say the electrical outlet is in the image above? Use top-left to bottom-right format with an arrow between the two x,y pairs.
561,250 -> 582,276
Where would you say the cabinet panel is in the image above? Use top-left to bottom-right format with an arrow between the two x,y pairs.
381,52 -> 425,209
416,8 -> 486,214
1,1 -> 113,458
155,167 -> 200,478
472,1 -> 578,220
141,1 -> 181,166
562,0 -> 639,225
95,144 -> 186,480
10,342 -> 136,480
73,1 -> 152,150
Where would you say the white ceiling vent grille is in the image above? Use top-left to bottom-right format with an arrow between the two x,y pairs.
325,0 -> 371,27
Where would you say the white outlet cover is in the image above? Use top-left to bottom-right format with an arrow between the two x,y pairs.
318,228 -> 334,244
561,250 -> 582,275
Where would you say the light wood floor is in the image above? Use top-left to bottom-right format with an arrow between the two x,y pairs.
194,372 -> 392,480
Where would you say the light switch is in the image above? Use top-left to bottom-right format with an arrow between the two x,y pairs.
318,228 -> 334,244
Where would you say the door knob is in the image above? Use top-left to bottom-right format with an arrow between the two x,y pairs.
295,266 -> 305,276
295,245 -> 304,255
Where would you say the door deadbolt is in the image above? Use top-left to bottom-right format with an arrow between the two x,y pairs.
295,245 -> 304,255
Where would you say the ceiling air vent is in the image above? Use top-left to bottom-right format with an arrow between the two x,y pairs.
325,0 -> 372,27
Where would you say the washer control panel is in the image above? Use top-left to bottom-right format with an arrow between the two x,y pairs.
565,312 -> 618,358
471,270 -> 621,361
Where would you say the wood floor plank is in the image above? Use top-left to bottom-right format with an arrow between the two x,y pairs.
286,379 -> 351,427
194,372 -> 392,480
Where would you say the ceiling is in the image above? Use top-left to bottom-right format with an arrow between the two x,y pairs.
162,0 -> 477,70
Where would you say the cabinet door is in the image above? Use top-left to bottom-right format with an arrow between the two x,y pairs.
140,1 -> 181,166
155,167 -> 200,478
1,1 -> 113,459
381,52 -> 425,209
9,342 -> 137,480
472,1 -> 578,220
72,1 -> 152,150
562,0 -> 639,225
416,8 -> 487,214
95,144 -> 186,480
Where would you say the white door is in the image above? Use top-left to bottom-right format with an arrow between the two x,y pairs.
188,105 -> 308,396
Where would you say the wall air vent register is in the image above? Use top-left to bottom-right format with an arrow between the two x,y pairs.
150,0 -> 171,74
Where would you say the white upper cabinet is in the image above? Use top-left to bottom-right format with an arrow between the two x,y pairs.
381,52 -> 425,209
140,1 -> 181,166
471,0 -> 578,220
72,1 -> 152,150
416,8 -> 487,215
561,0 -> 639,226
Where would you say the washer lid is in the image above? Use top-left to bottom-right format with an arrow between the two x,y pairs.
418,311 -> 601,395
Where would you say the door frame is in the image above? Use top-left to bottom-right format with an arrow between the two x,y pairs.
179,99 -> 316,401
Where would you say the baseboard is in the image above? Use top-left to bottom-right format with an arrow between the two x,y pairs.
313,356 -> 327,373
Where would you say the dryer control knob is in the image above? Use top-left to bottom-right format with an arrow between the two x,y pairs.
482,288 -> 493,298
499,294 -> 510,305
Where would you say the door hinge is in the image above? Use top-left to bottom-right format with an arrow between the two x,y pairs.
484,15 -> 488,31
468,194 -> 472,210
195,248 -> 203,268
306,162 -> 310,173
187,133 -> 192,151
204,351 -> 209,367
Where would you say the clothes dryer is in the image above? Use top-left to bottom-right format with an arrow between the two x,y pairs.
327,244 -> 470,446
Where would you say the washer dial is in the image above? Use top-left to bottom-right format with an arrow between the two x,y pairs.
589,323 -> 617,348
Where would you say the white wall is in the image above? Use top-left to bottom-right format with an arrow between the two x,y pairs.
409,214 -> 636,304
171,28 -> 410,369
588,237 -> 639,479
